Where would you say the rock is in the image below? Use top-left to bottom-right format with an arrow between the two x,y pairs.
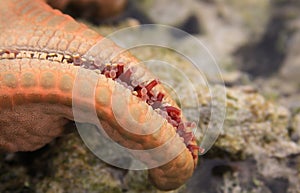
0,132 -> 162,193
125,39 -> 300,192
277,0 -> 300,81
279,19 -> 300,84
134,0 -> 194,26
194,0 -> 271,69
291,112 -> 300,142
221,71 -> 250,86
233,0 -> 300,77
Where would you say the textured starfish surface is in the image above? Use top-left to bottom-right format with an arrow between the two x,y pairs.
0,0 -> 198,190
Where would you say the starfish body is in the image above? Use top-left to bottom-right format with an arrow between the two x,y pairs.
0,0 -> 198,190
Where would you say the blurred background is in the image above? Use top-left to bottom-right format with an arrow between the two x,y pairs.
1,0 -> 300,192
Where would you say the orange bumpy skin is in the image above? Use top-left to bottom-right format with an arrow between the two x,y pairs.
0,0 -> 198,190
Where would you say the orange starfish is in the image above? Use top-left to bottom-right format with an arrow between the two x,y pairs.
0,0 -> 198,190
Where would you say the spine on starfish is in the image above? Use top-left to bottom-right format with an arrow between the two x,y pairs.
0,0 -> 199,191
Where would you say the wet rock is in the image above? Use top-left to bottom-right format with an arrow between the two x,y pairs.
277,0 -> 300,84
234,0 -> 300,77
194,0 -> 271,69
130,41 -> 300,192
134,0 -> 194,26
279,21 -> 300,84
0,131 -> 185,193
221,71 -> 251,87
291,112 -> 300,142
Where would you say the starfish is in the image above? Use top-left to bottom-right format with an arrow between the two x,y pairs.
0,0 -> 198,190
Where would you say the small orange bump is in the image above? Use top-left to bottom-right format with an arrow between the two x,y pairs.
82,29 -> 99,40
20,3 -> 34,15
29,36 -> 39,48
77,42 -> 92,55
40,72 -> 55,89
129,102 -> 150,124
75,79 -> 94,98
58,39 -> 68,51
3,73 -> 18,88
35,11 -> 52,23
6,36 -> 16,47
37,36 -> 50,49
18,36 -> 29,47
95,86 -> 111,107
68,39 -> 81,53
63,21 -> 81,33
21,72 -> 36,88
47,37 -> 60,50
47,15 -> 66,27
59,74 -> 73,92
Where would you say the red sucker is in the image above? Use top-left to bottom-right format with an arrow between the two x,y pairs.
174,117 -> 182,124
177,122 -> 185,132
73,56 -> 82,66
165,106 -> 181,121
145,79 -> 158,92
109,70 -> 117,79
156,92 -> 164,102
165,106 -> 181,116
187,144 -> 201,158
185,122 -> 196,128
134,85 -> 143,97
116,63 -> 124,77
103,70 -> 112,78
189,144 -> 204,155
183,132 -> 194,145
